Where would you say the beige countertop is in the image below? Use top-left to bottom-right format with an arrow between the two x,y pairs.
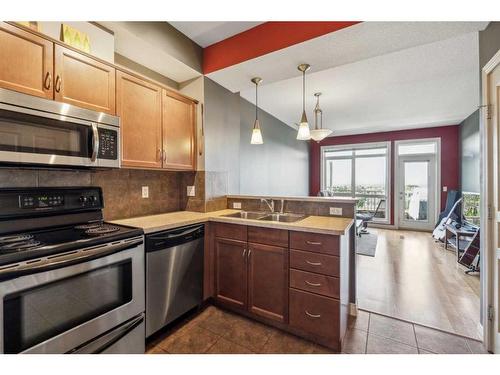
112,210 -> 354,236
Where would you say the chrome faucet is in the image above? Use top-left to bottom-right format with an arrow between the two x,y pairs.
279,199 -> 285,214
261,198 -> 275,213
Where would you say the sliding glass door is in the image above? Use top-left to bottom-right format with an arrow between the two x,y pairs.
321,142 -> 390,223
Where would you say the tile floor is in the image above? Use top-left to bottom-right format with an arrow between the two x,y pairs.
146,305 -> 489,354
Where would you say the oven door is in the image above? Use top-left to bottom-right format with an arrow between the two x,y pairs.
0,237 -> 144,354
0,103 -> 119,168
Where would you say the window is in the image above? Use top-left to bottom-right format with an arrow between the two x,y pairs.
398,142 -> 436,155
321,142 -> 390,222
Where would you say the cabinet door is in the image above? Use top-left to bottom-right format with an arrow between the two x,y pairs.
215,238 -> 247,310
54,45 -> 115,114
0,22 -> 53,99
248,242 -> 288,322
162,90 -> 196,170
116,71 -> 162,169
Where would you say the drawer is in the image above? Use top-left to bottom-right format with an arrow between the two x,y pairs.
289,288 -> 339,339
290,269 -> 339,298
290,249 -> 339,276
248,226 -> 288,247
290,231 -> 339,255
213,222 -> 247,241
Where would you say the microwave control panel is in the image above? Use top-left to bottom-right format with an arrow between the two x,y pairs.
98,128 -> 118,160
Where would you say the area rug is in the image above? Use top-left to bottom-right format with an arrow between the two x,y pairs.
356,232 -> 378,257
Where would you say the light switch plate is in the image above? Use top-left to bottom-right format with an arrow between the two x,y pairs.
141,186 -> 149,199
187,186 -> 196,197
443,186 -> 448,192
330,207 -> 342,216
233,202 -> 242,209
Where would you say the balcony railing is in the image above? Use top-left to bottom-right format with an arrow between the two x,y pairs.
325,188 -> 387,220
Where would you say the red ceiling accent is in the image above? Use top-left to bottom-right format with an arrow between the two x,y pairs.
203,21 -> 361,74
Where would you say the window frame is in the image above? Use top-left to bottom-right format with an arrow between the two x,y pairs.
320,141 -> 391,224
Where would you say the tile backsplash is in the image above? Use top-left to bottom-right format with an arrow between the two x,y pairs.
0,168 -> 192,220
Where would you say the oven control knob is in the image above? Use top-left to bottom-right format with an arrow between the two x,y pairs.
79,196 -> 88,203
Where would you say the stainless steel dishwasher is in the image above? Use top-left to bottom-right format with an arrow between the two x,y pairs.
145,224 -> 204,337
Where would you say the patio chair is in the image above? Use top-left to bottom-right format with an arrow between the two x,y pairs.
356,199 -> 386,236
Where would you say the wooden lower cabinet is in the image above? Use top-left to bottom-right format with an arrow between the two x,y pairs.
211,223 -> 349,352
214,237 -> 247,310
248,242 -> 288,322
289,288 -> 340,344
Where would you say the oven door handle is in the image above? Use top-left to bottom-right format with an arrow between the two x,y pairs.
67,314 -> 144,354
91,122 -> 99,162
0,237 -> 143,281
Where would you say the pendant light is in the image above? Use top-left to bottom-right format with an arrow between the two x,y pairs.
310,92 -> 332,142
296,63 -> 311,140
250,77 -> 263,144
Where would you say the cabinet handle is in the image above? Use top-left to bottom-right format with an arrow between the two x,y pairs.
157,149 -> 162,162
305,311 -> 321,319
55,75 -> 62,92
306,241 -> 322,246
163,149 -> 167,163
306,260 -> 322,266
242,249 -> 246,258
248,249 -> 252,258
44,72 -> 52,90
305,280 -> 321,287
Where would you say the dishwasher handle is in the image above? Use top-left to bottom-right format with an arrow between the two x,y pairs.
146,224 -> 205,251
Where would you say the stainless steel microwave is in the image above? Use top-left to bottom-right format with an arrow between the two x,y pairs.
0,88 -> 120,168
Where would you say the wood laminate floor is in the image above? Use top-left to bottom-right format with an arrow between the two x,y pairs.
356,228 -> 482,340
146,306 -> 487,354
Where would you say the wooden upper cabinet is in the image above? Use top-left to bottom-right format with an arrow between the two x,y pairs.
117,71 -> 163,169
248,242 -> 288,323
162,89 -> 196,170
54,45 -> 115,114
0,22 -> 53,99
215,237 -> 247,310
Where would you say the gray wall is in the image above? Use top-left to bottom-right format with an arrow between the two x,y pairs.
204,78 -> 241,194
479,22 -> 500,70
203,77 -> 310,196
239,98 -> 309,196
459,110 -> 480,193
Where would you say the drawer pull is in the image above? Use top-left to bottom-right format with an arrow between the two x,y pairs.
242,249 -> 246,258
306,260 -> 322,266
306,241 -> 322,246
305,311 -> 321,319
305,280 -> 322,287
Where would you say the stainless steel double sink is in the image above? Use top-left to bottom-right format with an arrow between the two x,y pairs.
222,211 -> 307,223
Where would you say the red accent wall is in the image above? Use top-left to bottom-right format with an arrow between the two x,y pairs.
203,21 -> 360,74
309,125 -> 460,225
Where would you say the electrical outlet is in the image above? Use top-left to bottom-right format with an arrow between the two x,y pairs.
141,186 -> 149,199
187,186 -> 196,197
233,202 -> 242,209
443,186 -> 448,192
330,207 -> 342,216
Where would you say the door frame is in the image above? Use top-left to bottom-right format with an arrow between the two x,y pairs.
482,48 -> 500,353
394,138 -> 441,230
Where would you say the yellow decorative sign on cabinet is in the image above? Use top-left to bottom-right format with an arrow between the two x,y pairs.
61,24 -> 91,53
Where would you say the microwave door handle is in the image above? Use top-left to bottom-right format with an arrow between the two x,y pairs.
68,314 -> 144,354
91,122 -> 99,162
0,238 -> 143,281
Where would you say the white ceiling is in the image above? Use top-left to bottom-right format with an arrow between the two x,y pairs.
207,22 -> 488,93
238,32 -> 481,135
169,21 -> 263,47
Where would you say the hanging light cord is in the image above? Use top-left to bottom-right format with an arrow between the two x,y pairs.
255,81 -> 258,122
302,70 -> 306,112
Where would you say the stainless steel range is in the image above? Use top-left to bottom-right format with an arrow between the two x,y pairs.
0,187 -> 145,354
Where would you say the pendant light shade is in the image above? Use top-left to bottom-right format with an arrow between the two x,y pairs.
250,77 -> 263,144
309,92 -> 332,142
296,64 -> 311,140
